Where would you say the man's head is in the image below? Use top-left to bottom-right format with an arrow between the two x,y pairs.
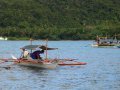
41,49 -> 44,53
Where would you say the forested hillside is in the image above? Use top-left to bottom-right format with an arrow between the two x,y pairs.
0,0 -> 120,40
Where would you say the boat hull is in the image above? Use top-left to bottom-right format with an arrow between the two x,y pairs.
14,59 -> 58,69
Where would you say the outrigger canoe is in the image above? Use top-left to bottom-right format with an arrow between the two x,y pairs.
1,43 -> 87,69
13,44 -> 59,69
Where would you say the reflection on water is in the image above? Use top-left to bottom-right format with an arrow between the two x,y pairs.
0,41 -> 120,90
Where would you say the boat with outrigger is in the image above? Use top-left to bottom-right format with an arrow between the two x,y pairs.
92,35 -> 119,47
14,44 -> 59,69
0,40 -> 87,69
14,45 -> 86,68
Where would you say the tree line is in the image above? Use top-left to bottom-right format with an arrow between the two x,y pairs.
0,0 -> 120,40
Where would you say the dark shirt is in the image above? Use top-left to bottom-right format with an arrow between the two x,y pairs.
31,50 -> 44,59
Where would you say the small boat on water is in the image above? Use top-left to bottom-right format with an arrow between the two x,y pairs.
0,40 -> 87,69
92,35 -> 119,47
13,44 -> 87,68
13,44 -> 59,69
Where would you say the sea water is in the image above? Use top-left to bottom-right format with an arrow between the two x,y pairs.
0,40 -> 120,90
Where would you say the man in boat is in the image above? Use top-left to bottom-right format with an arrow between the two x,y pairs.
96,36 -> 100,44
30,49 -> 44,60
20,48 -> 29,59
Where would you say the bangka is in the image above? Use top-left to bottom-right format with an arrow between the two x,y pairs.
13,44 -> 87,68
14,45 -> 59,69
92,35 -> 118,47
0,40 -> 87,69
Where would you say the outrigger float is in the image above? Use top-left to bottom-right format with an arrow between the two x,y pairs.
58,60 -> 87,66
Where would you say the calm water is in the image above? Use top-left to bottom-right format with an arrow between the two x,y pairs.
0,40 -> 120,90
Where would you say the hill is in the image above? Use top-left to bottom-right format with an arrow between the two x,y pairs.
0,0 -> 120,40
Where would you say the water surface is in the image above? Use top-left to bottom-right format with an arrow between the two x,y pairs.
0,40 -> 120,90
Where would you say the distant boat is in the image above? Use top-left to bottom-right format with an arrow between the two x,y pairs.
92,35 -> 118,47
0,36 -> 8,40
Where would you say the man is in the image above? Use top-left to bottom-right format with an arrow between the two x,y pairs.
31,49 -> 44,59
20,48 -> 29,59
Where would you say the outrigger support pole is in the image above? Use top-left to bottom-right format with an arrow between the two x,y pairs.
45,39 -> 48,59
30,38 -> 33,53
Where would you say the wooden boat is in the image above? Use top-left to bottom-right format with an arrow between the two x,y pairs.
13,44 -> 59,69
92,35 -> 118,47
0,40 -> 87,68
